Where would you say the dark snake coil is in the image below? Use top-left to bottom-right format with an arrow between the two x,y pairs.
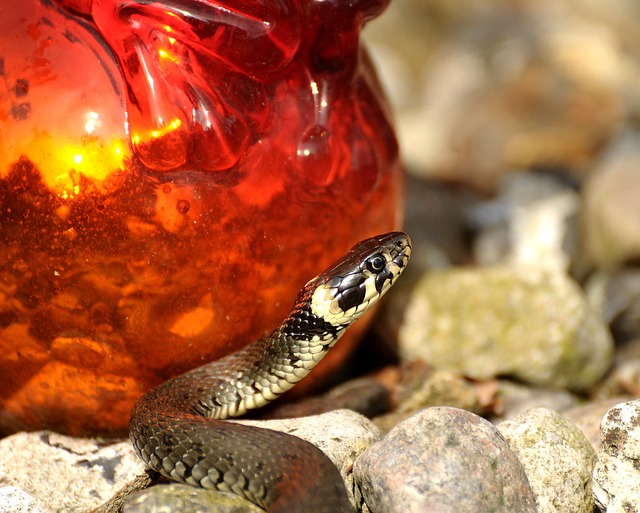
129,232 -> 411,512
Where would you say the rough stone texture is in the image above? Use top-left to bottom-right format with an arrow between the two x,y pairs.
498,408 -> 597,513
124,484 -> 261,513
564,398 -> 631,452
0,487 -> 53,513
0,432 -> 144,513
582,136 -> 640,270
593,400 -> 640,512
354,406 -> 536,513
399,266 -> 614,391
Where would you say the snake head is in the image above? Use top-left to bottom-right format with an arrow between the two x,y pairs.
309,231 -> 411,327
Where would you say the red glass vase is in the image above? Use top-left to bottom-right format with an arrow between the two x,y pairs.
0,0 -> 403,435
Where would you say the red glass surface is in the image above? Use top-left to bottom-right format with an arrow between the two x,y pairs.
0,0 -> 403,435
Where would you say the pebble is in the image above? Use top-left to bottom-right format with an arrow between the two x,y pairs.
372,362 -> 484,435
592,400 -> 640,512
469,172 -> 580,272
390,360 -> 482,416
492,381 -> 579,422
585,268 -> 640,344
123,484 -> 261,513
367,0 -> 626,189
564,398 -> 632,452
399,265 -> 614,391
354,407 -> 536,513
0,487 -> 52,513
582,135 -> 640,269
498,408 -> 597,513
0,410 -> 379,512
0,431 -> 144,512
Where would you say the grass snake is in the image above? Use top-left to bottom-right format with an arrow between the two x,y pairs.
129,232 -> 411,512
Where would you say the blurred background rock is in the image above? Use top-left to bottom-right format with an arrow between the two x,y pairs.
361,0 -> 640,412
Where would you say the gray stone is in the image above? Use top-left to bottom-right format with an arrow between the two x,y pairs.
354,406 -> 536,513
124,484 -> 261,513
0,487 -> 53,513
399,266 -> 614,391
0,432 -> 144,513
498,408 -> 597,513
593,400 -> 640,512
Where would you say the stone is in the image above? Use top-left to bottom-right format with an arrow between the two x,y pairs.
582,135 -> 640,269
366,0 -> 625,189
399,266 -> 614,391
0,410 -> 379,512
354,406 -> 536,513
123,484 -> 261,513
607,339 -> 640,397
372,361 -> 485,436
0,487 -> 53,513
564,398 -> 631,452
592,400 -> 640,512
0,432 -> 145,512
498,408 -> 597,513
492,381 -> 579,422
470,172 -> 580,272
587,268 -> 640,342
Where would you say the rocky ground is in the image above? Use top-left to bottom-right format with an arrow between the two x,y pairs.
4,0 -> 640,512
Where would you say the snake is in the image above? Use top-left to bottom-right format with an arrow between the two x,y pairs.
129,232 -> 411,512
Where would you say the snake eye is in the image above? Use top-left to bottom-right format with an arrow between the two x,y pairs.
366,254 -> 386,273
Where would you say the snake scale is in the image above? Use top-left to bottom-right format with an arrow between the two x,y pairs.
129,232 -> 411,512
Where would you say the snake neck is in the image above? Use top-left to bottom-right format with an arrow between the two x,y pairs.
182,301 -> 347,420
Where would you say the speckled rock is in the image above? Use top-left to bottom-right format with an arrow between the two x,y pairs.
498,408 -> 596,513
593,400 -> 640,512
0,487 -> 53,513
564,398 -> 632,452
124,484 -> 261,513
0,432 -> 144,513
399,266 -> 614,391
354,406 -> 536,513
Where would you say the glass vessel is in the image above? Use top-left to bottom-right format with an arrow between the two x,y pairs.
0,0 -> 403,434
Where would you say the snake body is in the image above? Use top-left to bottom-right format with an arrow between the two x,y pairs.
129,232 -> 411,512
